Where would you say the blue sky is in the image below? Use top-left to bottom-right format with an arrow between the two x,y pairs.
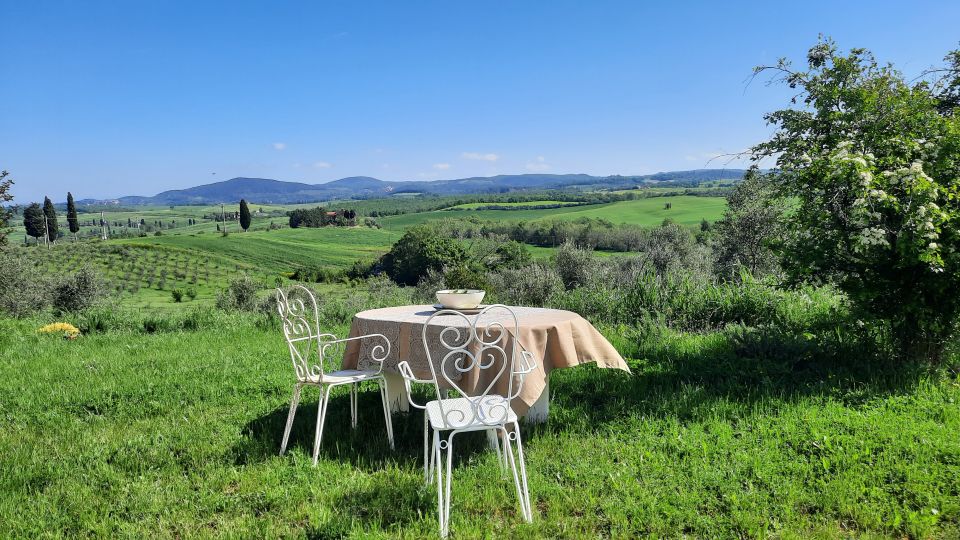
2,1 -> 958,203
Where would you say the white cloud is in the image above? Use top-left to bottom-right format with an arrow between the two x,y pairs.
525,156 -> 550,172
313,161 -> 332,169
433,163 -> 451,170
461,152 -> 499,162
272,142 -> 286,151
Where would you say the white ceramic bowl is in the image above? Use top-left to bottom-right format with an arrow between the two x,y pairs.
435,289 -> 486,310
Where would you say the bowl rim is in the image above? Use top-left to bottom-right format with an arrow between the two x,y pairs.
435,289 -> 486,294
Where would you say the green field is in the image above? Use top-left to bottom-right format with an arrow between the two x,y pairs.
118,227 -> 401,276
381,196 -> 726,230
447,200 -> 581,209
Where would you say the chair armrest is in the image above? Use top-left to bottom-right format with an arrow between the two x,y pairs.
507,348 -> 539,401
517,350 -> 538,375
319,333 -> 391,374
397,361 -> 433,410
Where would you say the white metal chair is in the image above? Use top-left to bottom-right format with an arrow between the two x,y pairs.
397,304 -> 537,537
275,286 -> 395,466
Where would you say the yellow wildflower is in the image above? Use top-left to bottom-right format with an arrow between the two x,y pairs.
38,322 -> 81,338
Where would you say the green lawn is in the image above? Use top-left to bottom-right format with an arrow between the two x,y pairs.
1,315 -> 957,538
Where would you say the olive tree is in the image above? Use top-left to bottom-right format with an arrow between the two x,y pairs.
753,39 -> 960,361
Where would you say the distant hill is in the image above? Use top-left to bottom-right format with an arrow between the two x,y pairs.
114,170 -> 746,205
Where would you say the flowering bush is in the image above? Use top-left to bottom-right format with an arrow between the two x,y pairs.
753,39 -> 960,360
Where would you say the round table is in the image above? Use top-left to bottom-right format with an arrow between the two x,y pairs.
341,305 -> 629,422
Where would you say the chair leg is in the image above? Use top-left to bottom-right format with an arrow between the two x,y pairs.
423,413 -> 430,481
349,383 -> 357,429
379,379 -> 395,449
434,430 -> 445,537
312,385 -> 332,467
429,417 -> 437,483
442,432 -> 456,538
503,426 -> 528,521
488,429 -> 505,476
280,383 -> 302,455
512,422 -> 533,522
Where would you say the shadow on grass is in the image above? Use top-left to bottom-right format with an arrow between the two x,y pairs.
544,323 -> 930,431
234,385 -> 506,471
236,324 -> 931,467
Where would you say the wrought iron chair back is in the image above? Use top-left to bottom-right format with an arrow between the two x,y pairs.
421,304 -> 520,428
276,285 -> 333,382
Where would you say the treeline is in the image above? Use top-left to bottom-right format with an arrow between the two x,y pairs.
410,217 -> 710,253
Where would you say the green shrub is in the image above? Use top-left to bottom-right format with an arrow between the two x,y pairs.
186,287 -> 197,300
171,288 -> 184,302
0,248 -> 51,317
553,242 -> 594,290
216,275 -> 260,312
381,225 -> 466,286
486,263 -> 563,307
443,264 -> 488,291
51,267 -> 107,314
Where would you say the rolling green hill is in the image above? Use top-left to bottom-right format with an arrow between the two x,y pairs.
380,195 -> 726,230
117,227 -> 401,275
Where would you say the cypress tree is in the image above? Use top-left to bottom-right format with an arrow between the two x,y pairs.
42,196 -> 58,242
66,192 -> 79,238
239,199 -> 251,231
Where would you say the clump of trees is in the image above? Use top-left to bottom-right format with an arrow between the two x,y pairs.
288,207 -> 357,228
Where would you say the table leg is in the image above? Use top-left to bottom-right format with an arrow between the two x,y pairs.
524,378 -> 550,424
485,429 -> 500,449
383,372 -> 410,413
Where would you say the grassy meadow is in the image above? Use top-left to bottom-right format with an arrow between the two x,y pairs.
1,313 -> 957,538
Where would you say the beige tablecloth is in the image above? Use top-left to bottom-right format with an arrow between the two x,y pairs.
342,305 -> 630,414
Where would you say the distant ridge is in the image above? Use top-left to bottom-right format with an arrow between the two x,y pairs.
111,170 -> 745,205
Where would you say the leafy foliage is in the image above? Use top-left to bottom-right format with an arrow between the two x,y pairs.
753,39 -> 960,360
0,248 -> 52,316
51,267 -> 107,313
215,275 -> 260,311
381,226 -> 466,286
713,167 -> 784,279
932,46 -> 960,115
